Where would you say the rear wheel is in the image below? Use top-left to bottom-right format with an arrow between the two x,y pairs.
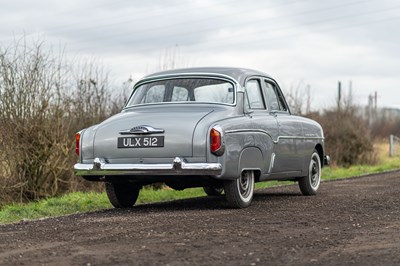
299,151 -> 321,195
203,186 -> 224,196
224,170 -> 255,208
105,182 -> 140,208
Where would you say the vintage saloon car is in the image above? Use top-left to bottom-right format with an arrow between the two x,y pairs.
74,67 -> 329,208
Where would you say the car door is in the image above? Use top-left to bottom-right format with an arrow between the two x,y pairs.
262,79 -> 303,175
244,78 -> 279,175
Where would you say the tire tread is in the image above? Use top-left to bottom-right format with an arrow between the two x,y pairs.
105,182 -> 140,208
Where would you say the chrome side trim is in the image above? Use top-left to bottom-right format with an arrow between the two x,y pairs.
226,129 -> 275,142
225,129 -> 324,144
278,136 -> 324,141
74,157 -> 222,176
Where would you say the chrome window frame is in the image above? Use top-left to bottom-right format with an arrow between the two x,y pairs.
123,73 -> 239,109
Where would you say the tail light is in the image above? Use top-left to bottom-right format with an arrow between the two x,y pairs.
75,132 -> 81,156
210,126 -> 224,156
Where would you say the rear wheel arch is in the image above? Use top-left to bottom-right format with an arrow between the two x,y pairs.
314,144 -> 324,168
238,147 -> 263,174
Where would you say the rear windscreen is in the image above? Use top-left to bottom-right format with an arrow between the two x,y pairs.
126,78 -> 235,107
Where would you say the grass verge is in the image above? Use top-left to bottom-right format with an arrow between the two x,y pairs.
1,155 -> 399,224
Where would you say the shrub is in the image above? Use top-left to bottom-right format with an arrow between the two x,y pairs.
309,106 -> 376,167
0,38 -> 121,205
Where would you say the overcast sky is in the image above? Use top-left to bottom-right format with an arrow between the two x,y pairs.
1,0 -> 400,110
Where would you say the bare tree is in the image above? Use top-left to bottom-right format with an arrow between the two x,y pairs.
0,37 -> 113,205
284,79 -> 312,115
154,45 -> 190,72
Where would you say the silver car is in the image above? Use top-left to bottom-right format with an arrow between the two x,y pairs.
74,67 -> 329,208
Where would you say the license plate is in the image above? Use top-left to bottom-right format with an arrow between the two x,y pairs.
117,136 -> 164,148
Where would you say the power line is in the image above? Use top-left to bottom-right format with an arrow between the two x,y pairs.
29,0 -> 308,33
5,0 -> 400,56
66,3 -> 400,53
50,0 -> 368,39
188,5 -> 400,51
189,15 -> 400,53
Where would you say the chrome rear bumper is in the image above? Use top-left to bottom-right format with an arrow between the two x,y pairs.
74,157 -> 222,176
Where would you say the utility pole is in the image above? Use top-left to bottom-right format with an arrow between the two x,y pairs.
348,81 -> 353,106
306,84 -> 311,114
390,134 -> 394,157
337,81 -> 342,110
368,94 -> 374,126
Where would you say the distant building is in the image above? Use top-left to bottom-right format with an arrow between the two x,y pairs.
361,106 -> 400,125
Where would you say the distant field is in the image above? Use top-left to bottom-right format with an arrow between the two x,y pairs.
323,140 -> 400,180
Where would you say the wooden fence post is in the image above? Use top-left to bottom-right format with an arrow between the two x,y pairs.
390,134 -> 394,157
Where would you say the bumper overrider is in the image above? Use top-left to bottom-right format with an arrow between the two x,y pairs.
324,155 -> 331,166
74,157 -> 222,176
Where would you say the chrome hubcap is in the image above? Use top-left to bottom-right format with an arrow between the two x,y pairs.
310,155 -> 320,188
237,171 -> 253,199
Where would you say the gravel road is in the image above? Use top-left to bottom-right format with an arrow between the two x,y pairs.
1,171 -> 400,266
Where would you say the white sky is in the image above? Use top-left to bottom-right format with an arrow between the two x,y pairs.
1,0 -> 400,110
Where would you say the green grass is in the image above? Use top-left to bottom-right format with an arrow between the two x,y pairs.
0,192 -> 110,224
322,155 -> 400,180
1,156 -> 400,224
0,188 -> 208,224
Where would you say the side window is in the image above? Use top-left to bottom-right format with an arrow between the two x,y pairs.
264,81 -> 288,112
276,88 -> 288,112
264,82 -> 280,110
245,80 -> 265,109
171,86 -> 189,101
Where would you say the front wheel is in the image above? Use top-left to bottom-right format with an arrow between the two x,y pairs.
299,151 -> 321,195
224,171 -> 255,208
105,182 -> 140,208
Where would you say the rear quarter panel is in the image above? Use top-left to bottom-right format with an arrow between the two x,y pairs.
299,116 -> 325,174
197,115 -> 275,180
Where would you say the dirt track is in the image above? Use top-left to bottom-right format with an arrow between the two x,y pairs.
1,171 -> 400,266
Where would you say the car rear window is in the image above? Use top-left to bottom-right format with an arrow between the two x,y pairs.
126,78 -> 235,106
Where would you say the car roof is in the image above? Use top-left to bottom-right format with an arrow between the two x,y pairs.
142,67 -> 272,86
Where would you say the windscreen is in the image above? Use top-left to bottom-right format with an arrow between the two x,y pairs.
126,78 -> 235,107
